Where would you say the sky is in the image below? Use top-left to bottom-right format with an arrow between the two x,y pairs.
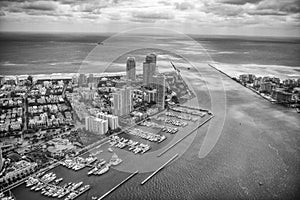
0,0 -> 299,37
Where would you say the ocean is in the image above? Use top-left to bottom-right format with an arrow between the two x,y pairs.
1,32 -> 300,200
0,32 -> 299,79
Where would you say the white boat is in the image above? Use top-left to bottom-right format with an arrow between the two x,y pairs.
110,158 -> 122,166
87,167 -> 98,175
98,160 -> 106,166
97,165 -> 109,175
72,182 -> 83,190
110,153 -> 123,166
54,177 -> 63,184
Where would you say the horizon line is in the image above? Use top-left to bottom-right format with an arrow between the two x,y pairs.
0,30 -> 300,39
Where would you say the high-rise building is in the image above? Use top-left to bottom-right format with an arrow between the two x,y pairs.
126,57 -> 136,81
97,113 -> 119,130
78,74 -> 87,87
154,74 -> 166,110
85,116 -> 108,135
112,93 -> 120,116
88,74 -> 94,83
143,53 -> 157,85
0,148 -> 3,171
146,53 -> 156,64
0,76 -> 5,85
72,75 -> 78,84
111,87 -> 133,116
144,89 -> 157,103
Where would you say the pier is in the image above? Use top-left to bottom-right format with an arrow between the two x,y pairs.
98,170 -> 139,200
157,115 -> 214,157
141,154 -> 179,185
208,63 -> 233,80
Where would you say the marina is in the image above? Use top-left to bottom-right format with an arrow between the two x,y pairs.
157,115 -> 214,157
109,135 -> 152,155
24,172 -> 91,200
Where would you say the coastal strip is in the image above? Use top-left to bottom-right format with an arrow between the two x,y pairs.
208,63 -> 278,104
157,115 -> 214,157
98,170 -> 139,200
141,154 -> 179,185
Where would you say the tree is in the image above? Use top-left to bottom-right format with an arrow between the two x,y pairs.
171,96 -> 179,104
27,75 -> 33,85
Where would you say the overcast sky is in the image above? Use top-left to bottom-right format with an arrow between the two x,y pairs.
0,0 -> 299,37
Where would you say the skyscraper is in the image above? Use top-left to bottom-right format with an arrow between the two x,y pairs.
112,93 -> 120,116
126,57 -> 136,81
154,74 -> 166,110
146,53 -> 156,64
111,87 -> 133,116
143,53 -> 157,85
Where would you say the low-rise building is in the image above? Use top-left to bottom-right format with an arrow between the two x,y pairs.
239,74 -> 256,83
0,160 -> 37,183
283,79 -> 297,87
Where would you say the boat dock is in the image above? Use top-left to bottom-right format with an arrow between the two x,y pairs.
1,161 -> 60,193
157,115 -> 214,157
98,170 -> 139,200
141,154 -> 179,185
72,186 -> 90,199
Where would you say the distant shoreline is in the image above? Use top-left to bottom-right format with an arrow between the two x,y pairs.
1,31 -> 300,41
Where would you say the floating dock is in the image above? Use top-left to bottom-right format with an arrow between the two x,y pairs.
98,170 -> 139,200
141,154 -> 179,185
157,115 -> 214,157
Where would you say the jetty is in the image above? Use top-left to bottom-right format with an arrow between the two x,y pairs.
141,154 -> 179,185
98,170 -> 139,200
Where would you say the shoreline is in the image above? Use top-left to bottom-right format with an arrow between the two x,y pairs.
208,63 -> 299,113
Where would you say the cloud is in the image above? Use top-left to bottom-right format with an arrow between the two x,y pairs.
219,0 -> 263,5
0,0 -> 299,37
202,3 -> 244,17
257,0 -> 300,13
158,1 -> 171,6
175,2 -> 194,10
22,1 -> 58,11
247,9 -> 287,16
132,10 -> 174,20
